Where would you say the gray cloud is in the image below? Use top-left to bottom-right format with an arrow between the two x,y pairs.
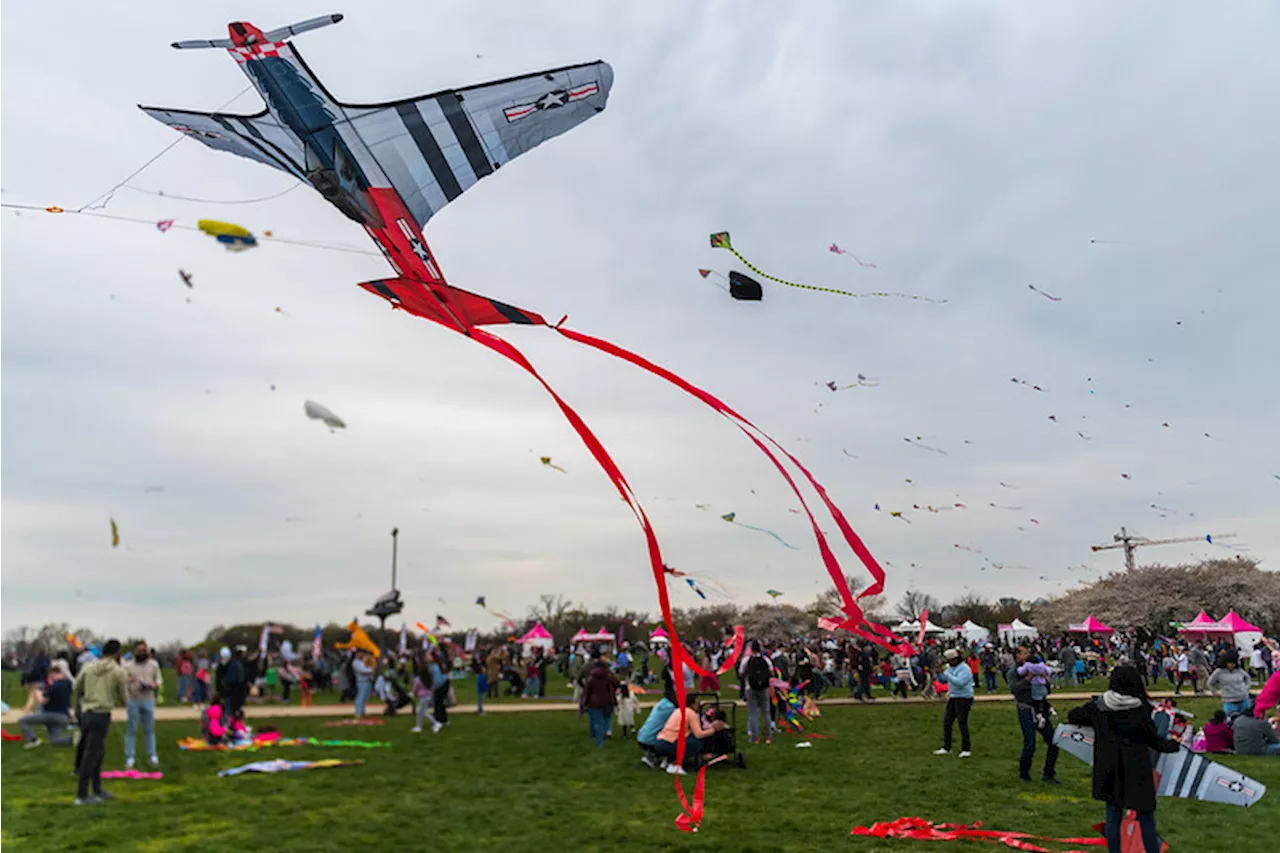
3,1 -> 1277,642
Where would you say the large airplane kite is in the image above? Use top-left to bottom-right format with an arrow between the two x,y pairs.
143,14 -> 905,830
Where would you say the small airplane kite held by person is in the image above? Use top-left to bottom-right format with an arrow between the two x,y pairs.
144,15 -> 909,830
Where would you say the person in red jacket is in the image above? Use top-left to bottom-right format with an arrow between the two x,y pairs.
582,654 -> 620,748
1254,669 -> 1280,719
1202,710 -> 1234,753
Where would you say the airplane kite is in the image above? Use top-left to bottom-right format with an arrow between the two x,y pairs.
145,14 -> 906,831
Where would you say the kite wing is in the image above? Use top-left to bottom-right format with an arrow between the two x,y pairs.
340,60 -> 613,230
138,106 -> 307,180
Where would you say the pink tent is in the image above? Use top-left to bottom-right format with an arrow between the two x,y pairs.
518,623 -> 553,644
1219,611 -> 1262,633
649,625 -> 670,643
1069,615 -> 1114,634
571,628 -> 590,642
1178,611 -> 1231,636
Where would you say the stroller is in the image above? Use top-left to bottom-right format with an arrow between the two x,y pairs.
688,692 -> 746,769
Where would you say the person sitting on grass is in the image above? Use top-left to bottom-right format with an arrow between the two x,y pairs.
1067,664 -> 1180,853
1206,655 -> 1254,716
1201,710 -> 1234,753
19,665 -> 74,748
638,664 -> 678,768
202,699 -> 228,746
654,698 -> 728,775
1230,711 -> 1280,757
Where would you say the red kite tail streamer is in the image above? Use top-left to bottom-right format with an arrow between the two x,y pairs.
553,326 -> 895,627
467,327 -> 710,830
851,817 -> 1107,852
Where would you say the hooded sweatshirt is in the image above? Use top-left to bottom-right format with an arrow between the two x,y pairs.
1206,667 -> 1252,703
73,657 -> 127,713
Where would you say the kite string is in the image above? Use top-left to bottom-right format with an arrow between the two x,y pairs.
77,85 -> 256,212
121,183 -> 303,205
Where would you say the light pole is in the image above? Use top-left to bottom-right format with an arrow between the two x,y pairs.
391,527 -> 399,591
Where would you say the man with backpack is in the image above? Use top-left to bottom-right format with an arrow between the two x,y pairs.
743,641 -> 773,744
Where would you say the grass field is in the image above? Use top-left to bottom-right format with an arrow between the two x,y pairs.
2,695 -> 1275,852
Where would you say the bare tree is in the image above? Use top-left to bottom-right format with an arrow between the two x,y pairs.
894,590 -> 940,622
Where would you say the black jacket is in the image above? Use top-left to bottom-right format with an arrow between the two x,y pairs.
744,655 -> 771,691
1067,696 -> 1180,812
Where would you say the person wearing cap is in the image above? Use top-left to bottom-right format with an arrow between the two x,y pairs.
934,648 -> 975,757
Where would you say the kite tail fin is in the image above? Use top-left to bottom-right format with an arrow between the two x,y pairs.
551,325 -> 907,649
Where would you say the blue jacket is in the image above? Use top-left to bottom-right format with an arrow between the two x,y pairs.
940,663 -> 975,699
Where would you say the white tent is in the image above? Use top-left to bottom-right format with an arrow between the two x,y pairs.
956,620 -> 990,645
998,618 -> 1039,645
893,618 -> 949,636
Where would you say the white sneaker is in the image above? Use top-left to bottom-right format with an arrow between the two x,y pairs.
125,758 -> 135,770
24,738 -> 43,750
666,763 -> 687,775
431,721 -> 443,733
410,727 -> 422,733
641,754 -> 657,768
959,751 -> 972,758
148,755 -> 159,768
933,748 -> 950,755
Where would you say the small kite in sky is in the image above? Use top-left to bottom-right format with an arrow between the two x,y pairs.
697,268 -> 763,301
540,456 -> 567,473
1077,431 -> 1092,441
720,512 -> 798,549
1027,284 -> 1062,302
303,400 -> 346,430
1121,472 -> 1132,480
825,374 -> 879,391
766,589 -> 784,598
197,219 -> 257,251
1010,377 -> 1046,391
888,511 -> 911,524
156,219 -> 174,232
954,544 -> 984,554
989,503 -> 1024,511
828,243 -> 847,254
110,518 -> 120,548
179,269 -> 194,288
904,437 -> 948,455
711,231 -> 939,301
686,578 -> 707,600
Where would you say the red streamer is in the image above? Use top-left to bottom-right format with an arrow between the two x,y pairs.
851,817 -> 1107,852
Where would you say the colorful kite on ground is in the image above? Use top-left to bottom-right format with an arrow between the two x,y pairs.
711,232 -> 941,301
146,16 -> 908,832
101,770 -> 163,780
218,758 -> 364,777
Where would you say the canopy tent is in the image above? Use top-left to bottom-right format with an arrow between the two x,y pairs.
518,622 -> 555,656
1068,615 -> 1115,634
649,626 -> 670,644
892,618 -> 949,636
955,620 -> 991,645
998,618 -> 1039,645
574,626 -> 617,647
1177,611 -> 1232,637
1219,610 -> 1265,657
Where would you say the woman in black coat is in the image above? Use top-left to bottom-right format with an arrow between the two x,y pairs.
1066,664 -> 1180,853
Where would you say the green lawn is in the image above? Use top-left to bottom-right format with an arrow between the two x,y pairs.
3,696 -> 1275,851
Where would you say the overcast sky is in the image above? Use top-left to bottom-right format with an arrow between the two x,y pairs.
3,1 -> 1277,644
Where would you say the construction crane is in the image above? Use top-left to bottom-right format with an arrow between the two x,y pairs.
1091,526 -> 1237,571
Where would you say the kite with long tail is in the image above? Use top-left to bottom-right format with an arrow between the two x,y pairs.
711,232 -> 943,302
146,14 -> 908,832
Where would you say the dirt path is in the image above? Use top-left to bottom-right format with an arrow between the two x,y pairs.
2,689 -> 1188,725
